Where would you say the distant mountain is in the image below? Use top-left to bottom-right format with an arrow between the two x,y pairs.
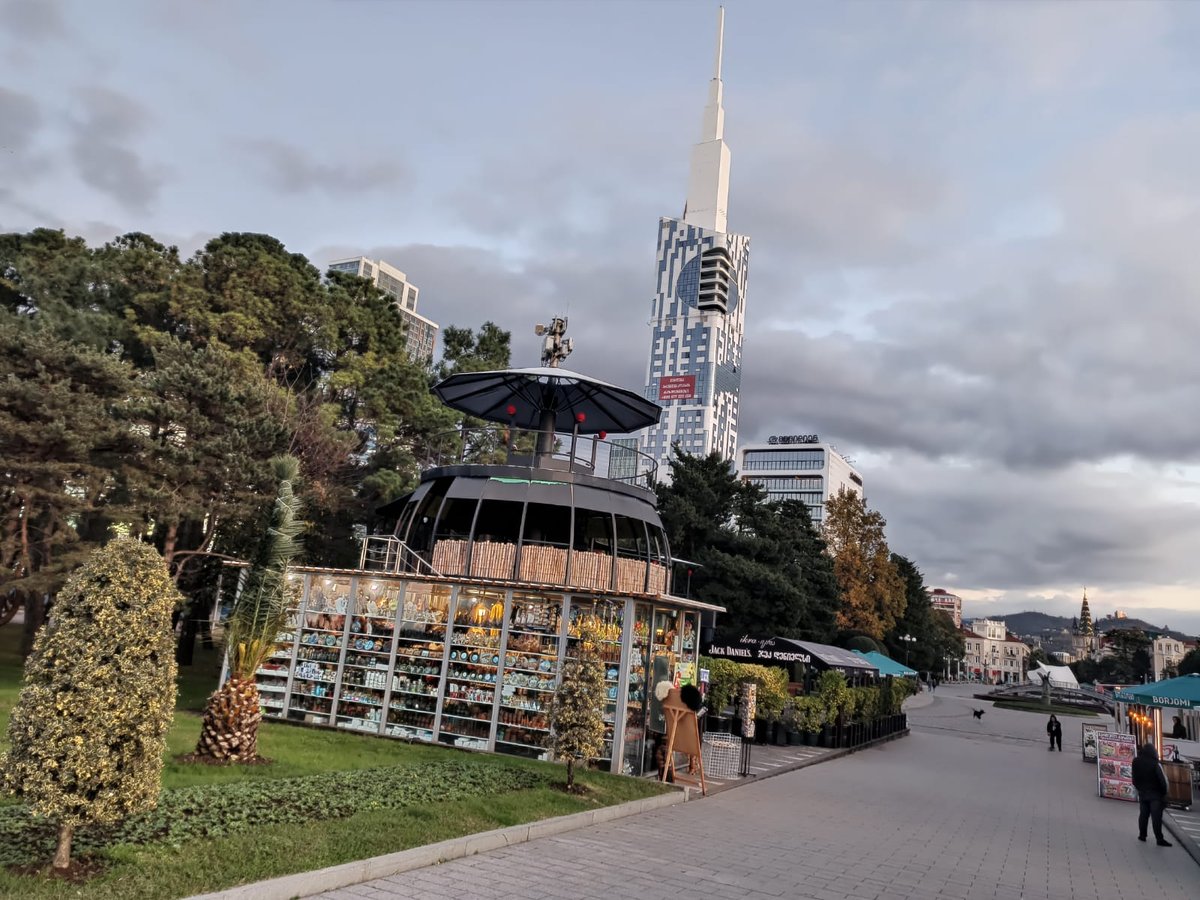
990,610 -> 1193,641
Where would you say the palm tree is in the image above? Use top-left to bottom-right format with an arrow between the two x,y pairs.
194,456 -> 304,762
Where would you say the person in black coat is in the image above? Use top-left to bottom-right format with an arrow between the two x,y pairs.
1170,715 -> 1187,739
1131,743 -> 1172,846
1046,714 -> 1062,751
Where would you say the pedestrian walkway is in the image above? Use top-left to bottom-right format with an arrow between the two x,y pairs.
1167,804 -> 1200,865
314,684 -> 1196,900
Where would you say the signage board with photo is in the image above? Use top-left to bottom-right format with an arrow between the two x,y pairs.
1096,731 -> 1138,802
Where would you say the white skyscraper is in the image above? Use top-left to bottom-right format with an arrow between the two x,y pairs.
638,7 -> 750,477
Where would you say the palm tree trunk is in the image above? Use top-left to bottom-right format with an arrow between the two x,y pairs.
195,676 -> 263,761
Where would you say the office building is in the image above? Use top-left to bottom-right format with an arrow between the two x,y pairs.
638,8 -> 751,476
329,256 -> 439,362
735,435 -> 862,527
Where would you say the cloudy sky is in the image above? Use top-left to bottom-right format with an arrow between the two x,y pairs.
4,0 -> 1200,632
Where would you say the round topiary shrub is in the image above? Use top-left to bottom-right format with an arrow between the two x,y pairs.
1,538 -> 180,870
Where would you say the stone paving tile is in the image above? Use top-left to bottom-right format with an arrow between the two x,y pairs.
314,686 -> 1196,900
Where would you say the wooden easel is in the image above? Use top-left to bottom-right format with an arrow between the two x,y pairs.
659,687 -> 707,795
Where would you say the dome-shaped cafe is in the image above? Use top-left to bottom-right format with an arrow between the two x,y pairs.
253,320 -> 719,776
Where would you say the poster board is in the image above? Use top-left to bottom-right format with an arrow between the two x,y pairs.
1096,731 -> 1137,802
1081,723 -> 1105,763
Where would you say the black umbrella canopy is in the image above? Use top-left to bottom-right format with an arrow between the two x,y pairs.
433,367 -> 662,435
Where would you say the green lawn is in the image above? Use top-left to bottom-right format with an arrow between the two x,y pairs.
0,625 -> 670,899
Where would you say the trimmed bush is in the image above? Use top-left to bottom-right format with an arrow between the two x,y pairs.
699,657 -> 789,722
1,538 -> 180,869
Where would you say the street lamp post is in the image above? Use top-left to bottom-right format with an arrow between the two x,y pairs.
900,633 -> 916,667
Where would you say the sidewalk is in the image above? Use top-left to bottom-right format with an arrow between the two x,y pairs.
1166,804 -> 1200,866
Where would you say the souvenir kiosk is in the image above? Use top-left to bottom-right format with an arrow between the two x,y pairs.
253,320 -> 718,776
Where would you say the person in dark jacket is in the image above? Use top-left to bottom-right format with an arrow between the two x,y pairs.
1131,743 -> 1172,846
1170,715 -> 1187,739
1046,714 -> 1062,751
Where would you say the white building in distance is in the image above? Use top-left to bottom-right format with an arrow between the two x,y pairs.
961,618 -> 1030,685
1152,636 -> 1187,681
735,434 -> 862,528
638,8 -> 751,476
928,588 -> 963,628
328,256 -> 439,363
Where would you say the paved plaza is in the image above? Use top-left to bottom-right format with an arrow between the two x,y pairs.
318,685 -> 1198,900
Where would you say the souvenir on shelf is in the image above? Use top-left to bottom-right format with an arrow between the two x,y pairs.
495,592 -> 564,759
334,579 -> 401,734
285,576 -> 350,726
386,582 -> 450,742
439,589 -> 504,749
565,599 -> 624,763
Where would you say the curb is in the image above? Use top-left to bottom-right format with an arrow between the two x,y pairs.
1164,812 -> 1200,869
185,788 -> 688,900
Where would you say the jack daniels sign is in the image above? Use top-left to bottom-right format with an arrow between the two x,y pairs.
702,635 -> 811,665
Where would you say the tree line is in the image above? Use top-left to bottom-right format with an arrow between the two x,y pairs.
655,452 -> 965,676
1,228 -> 509,651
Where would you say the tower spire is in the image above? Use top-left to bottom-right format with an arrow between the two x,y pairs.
713,5 -> 724,82
683,6 -> 731,233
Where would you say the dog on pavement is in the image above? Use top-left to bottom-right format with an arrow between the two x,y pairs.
971,708 -> 985,719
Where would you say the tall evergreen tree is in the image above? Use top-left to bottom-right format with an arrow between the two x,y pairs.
656,451 -> 840,640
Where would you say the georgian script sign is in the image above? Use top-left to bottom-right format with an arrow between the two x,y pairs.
703,635 -> 811,665
767,434 -> 818,445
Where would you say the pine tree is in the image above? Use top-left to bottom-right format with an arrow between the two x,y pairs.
549,625 -> 608,792
0,538 -> 179,870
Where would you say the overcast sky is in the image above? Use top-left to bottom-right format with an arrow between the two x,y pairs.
4,0 -> 1200,633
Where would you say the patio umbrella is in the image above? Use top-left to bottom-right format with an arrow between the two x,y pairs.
1113,674 -> 1200,709
433,367 -> 661,436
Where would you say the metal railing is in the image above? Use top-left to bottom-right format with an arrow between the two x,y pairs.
421,425 -> 659,489
359,535 -> 441,577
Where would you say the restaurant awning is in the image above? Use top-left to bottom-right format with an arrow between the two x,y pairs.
852,650 -> 918,678
702,635 -> 879,675
1113,674 -> 1200,710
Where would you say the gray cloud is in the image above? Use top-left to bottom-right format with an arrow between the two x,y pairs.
242,139 -> 406,195
1,0 -> 67,42
69,87 -> 163,212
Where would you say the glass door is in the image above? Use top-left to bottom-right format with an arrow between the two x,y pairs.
566,598 -> 625,768
288,575 -> 350,726
335,578 -> 400,735
440,587 -> 505,750
496,591 -> 564,759
256,572 -> 304,720
385,582 -> 449,742
623,602 -> 652,775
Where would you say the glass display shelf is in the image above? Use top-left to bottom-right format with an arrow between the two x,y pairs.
495,591 -> 563,759
565,599 -> 624,763
438,587 -> 505,749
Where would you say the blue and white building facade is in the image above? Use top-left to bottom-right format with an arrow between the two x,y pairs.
638,9 -> 751,473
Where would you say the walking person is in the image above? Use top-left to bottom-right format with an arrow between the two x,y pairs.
1131,743 -> 1173,847
1046,714 -> 1062,751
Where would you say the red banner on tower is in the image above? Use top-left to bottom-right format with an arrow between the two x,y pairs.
658,375 -> 696,401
